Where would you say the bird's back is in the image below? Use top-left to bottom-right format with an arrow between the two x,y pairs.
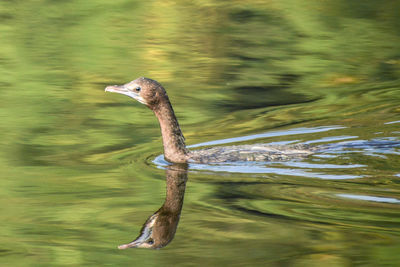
188,144 -> 314,163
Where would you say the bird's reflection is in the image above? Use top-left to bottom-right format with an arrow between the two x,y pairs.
118,163 -> 188,249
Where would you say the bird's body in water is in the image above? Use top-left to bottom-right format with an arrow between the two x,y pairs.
105,77 -> 314,164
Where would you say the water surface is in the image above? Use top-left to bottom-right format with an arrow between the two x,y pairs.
1,1 -> 400,266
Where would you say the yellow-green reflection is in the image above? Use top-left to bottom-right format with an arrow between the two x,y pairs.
0,0 -> 400,266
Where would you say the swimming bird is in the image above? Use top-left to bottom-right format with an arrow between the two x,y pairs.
105,77 -> 313,163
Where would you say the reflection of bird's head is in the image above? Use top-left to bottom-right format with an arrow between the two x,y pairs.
118,208 -> 180,249
118,214 -> 158,249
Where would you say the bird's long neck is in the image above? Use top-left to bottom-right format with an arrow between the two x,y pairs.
153,97 -> 189,163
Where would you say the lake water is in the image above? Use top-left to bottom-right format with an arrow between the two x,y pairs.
1,1 -> 400,266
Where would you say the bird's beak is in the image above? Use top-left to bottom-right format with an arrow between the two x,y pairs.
105,84 -> 146,104
105,85 -> 131,97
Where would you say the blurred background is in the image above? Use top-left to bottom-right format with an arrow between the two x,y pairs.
1,0 -> 400,266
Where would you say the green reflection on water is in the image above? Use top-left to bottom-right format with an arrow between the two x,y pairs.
1,0 -> 400,266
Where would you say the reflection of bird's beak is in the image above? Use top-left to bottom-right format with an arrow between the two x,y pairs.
118,214 -> 157,249
105,84 -> 146,104
118,230 -> 153,249
118,240 -> 142,249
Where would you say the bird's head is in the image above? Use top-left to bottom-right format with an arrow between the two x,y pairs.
105,77 -> 167,109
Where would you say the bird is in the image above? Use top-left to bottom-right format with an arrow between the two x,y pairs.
105,77 -> 313,164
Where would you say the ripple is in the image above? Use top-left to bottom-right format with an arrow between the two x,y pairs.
322,138 -> 400,156
304,135 -> 358,144
188,125 -> 346,148
275,161 -> 366,169
384,120 -> 400,125
191,163 -> 362,179
337,194 -> 400,204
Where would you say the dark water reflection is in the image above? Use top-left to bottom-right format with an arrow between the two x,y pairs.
1,0 -> 400,266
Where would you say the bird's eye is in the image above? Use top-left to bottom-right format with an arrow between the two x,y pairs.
147,240 -> 154,245
135,86 -> 141,92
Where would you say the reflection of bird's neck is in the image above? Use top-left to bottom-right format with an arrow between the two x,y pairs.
153,97 -> 189,163
118,164 -> 188,249
162,164 -> 187,212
